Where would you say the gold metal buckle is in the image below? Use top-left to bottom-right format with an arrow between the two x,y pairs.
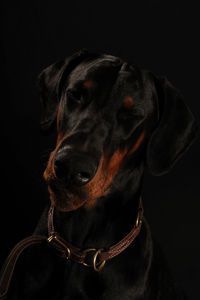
83,248 -> 106,272
93,248 -> 106,272
135,208 -> 143,228
47,233 -> 71,260
82,248 -> 97,267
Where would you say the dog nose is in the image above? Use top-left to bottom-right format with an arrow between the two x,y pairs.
73,170 -> 94,185
54,151 -> 98,186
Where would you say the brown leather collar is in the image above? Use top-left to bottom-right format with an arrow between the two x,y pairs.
47,197 -> 144,271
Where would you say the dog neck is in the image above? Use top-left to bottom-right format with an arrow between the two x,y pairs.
52,169 -> 144,250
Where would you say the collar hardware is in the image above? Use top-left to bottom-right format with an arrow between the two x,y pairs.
47,197 -> 144,272
47,233 -> 71,260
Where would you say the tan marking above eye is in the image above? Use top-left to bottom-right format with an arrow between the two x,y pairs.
83,80 -> 94,88
123,96 -> 134,109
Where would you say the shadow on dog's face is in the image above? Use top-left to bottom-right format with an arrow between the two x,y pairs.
38,50 -> 198,212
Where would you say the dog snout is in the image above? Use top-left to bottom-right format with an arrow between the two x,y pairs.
54,150 -> 98,186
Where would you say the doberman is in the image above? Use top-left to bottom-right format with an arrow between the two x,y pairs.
1,49 -> 198,299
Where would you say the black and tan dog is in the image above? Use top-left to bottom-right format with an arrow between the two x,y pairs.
3,49 -> 198,299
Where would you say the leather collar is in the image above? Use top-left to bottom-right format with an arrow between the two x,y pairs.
47,197 -> 144,271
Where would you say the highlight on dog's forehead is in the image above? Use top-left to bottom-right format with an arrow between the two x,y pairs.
68,57 -> 122,86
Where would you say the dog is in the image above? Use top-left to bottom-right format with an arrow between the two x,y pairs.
1,49 -> 198,299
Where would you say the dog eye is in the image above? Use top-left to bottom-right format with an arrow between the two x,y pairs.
67,90 -> 83,103
66,90 -> 84,109
117,108 -> 135,121
117,107 -> 145,126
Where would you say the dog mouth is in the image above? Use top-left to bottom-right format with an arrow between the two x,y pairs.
48,180 -> 88,212
45,157 -> 110,212
43,147 -> 102,211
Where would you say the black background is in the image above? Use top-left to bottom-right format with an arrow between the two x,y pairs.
1,0 -> 200,299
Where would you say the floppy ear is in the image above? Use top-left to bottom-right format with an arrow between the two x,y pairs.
146,76 -> 199,176
37,49 -> 88,133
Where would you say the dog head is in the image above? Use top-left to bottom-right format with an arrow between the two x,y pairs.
38,49 -> 198,211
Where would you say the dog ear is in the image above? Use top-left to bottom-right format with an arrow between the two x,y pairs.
146,76 -> 199,176
37,49 -> 88,133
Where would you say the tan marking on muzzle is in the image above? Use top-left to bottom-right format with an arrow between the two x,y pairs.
56,104 -> 64,145
43,130 -> 65,184
84,131 -> 145,209
128,131 -> 145,155
43,148 -> 57,183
